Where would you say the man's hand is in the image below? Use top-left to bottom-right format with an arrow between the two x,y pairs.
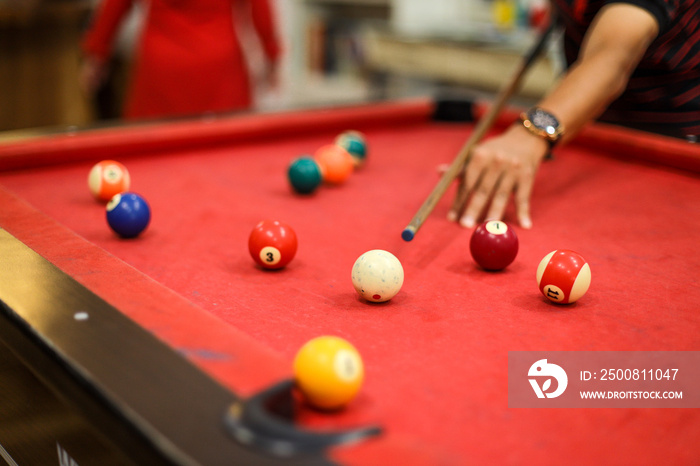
448,123 -> 549,229
448,3 -> 658,230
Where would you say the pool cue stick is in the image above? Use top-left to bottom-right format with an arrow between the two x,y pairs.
401,21 -> 557,242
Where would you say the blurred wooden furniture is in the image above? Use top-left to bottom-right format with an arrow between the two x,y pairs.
0,1 -> 93,131
363,29 -> 560,99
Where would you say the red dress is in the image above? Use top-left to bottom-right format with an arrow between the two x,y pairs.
82,0 -> 281,119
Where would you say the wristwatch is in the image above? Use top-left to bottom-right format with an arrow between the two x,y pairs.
520,107 -> 565,148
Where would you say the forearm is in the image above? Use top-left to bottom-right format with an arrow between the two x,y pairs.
536,4 -> 659,142
250,0 -> 281,62
539,50 -> 631,142
82,0 -> 134,60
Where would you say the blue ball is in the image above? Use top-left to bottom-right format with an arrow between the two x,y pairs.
106,192 -> 151,238
288,156 -> 323,194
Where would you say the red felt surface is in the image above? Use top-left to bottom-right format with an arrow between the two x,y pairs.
1,101 -> 699,465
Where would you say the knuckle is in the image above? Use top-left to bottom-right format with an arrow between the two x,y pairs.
475,182 -> 493,198
471,147 -> 490,164
508,157 -> 522,170
492,188 -> 510,203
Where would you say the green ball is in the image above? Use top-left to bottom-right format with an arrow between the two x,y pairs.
288,156 -> 323,194
335,131 -> 367,166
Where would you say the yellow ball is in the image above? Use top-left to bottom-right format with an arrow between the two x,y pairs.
293,336 -> 364,410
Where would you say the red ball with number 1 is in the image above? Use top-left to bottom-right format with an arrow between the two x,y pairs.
469,220 -> 519,271
248,220 -> 298,270
536,249 -> 591,304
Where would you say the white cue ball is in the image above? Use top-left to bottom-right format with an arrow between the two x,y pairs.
351,249 -> 404,303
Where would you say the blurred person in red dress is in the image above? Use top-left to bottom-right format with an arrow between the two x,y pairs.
81,0 -> 281,120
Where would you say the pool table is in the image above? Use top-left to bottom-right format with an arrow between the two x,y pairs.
0,99 -> 699,465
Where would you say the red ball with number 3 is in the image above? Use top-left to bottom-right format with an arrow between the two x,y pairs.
248,220 -> 298,270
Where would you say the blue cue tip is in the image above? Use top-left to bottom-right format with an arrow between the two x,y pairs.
401,228 -> 415,242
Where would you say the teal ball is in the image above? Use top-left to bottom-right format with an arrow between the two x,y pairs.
288,156 -> 323,194
335,131 -> 367,167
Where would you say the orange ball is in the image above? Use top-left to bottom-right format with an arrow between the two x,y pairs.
314,144 -> 354,185
88,160 -> 131,202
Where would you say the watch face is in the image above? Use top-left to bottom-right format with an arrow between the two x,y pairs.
529,108 -> 560,136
